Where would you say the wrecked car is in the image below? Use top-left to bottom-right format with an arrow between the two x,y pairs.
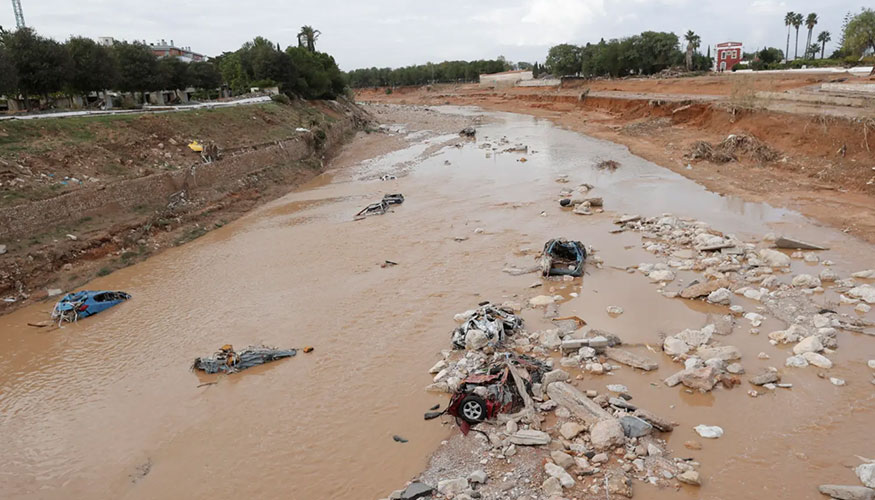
459,127 -> 476,137
540,239 -> 586,277
355,200 -> 389,219
451,302 -> 523,349
51,290 -> 131,324
192,344 -> 297,374
382,193 -> 404,205
447,355 -> 546,431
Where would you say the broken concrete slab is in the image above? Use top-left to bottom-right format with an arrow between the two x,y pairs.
605,347 -> 658,371
546,381 -> 613,425
817,485 -> 874,500
775,237 -> 829,251
509,429 -> 551,445
680,279 -> 731,299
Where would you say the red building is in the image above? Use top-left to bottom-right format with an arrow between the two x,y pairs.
715,42 -> 743,72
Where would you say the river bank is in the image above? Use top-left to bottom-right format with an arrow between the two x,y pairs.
0,97 -> 371,314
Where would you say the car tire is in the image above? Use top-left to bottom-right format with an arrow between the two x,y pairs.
458,395 -> 487,424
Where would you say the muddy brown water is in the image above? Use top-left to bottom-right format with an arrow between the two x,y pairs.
1,106 -> 873,500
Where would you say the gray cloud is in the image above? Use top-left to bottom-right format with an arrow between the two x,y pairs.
1,0 -> 863,70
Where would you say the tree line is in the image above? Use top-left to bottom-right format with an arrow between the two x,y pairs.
346,59 -> 512,88
545,31 -> 712,78
0,26 -> 345,109
0,28 -> 223,106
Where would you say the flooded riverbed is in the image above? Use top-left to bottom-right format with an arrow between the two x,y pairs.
1,105 -> 873,499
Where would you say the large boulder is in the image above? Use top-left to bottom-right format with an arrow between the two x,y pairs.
589,418 -> 626,450
849,285 -> 875,304
859,463 -> 875,488
680,366 -> 719,392
680,278 -> 730,299
619,415 -> 653,438
758,248 -> 791,267
793,335 -> 824,355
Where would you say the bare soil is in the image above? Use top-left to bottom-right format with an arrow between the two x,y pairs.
357,74 -> 875,245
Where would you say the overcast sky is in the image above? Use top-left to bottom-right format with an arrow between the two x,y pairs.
1,0 -> 865,70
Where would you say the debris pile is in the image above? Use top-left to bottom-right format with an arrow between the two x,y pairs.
450,303 -> 524,350
687,134 -> 781,164
540,239 -> 586,277
355,193 -> 405,219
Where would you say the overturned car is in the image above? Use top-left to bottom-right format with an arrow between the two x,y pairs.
540,239 -> 586,277
446,354 -> 546,432
192,345 -> 297,374
451,302 -> 523,350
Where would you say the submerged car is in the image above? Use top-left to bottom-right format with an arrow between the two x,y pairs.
355,200 -> 389,219
382,193 -> 404,205
540,239 -> 586,277
51,290 -> 131,323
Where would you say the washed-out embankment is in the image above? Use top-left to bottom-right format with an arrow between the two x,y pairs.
0,97 -> 373,313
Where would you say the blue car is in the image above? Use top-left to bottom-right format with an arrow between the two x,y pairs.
52,290 -> 131,324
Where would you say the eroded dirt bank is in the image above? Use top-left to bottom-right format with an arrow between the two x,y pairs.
357,78 -> 875,246
0,104 -> 873,500
0,98 -> 371,313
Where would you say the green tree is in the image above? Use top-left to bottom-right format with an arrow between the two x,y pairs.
842,8 -> 875,58
112,41 -> 158,100
215,51 -> 249,94
1,28 -> 71,108
757,47 -> 784,64
297,26 -> 321,52
188,61 -> 222,90
545,43 -> 582,76
684,30 -> 700,70
805,13 -> 818,58
64,37 -> 117,100
817,31 -> 831,59
156,57 -> 189,90
792,12 -> 804,59
0,41 -> 18,97
784,12 -> 796,62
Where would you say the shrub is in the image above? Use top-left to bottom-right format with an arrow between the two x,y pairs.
270,93 -> 291,105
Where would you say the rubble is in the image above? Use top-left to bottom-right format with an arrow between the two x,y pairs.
693,424 -> 723,439
605,347 -> 658,371
818,485 -> 874,500
450,303 -> 523,349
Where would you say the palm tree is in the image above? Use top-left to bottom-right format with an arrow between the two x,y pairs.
817,31 -> 831,59
784,12 -> 795,62
805,13 -> 818,58
684,30 -> 701,71
792,13 -> 804,59
297,26 -> 321,52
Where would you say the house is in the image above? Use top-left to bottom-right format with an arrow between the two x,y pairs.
715,42 -> 743,72
479,70 -> 533,89
149,40 -> 205,62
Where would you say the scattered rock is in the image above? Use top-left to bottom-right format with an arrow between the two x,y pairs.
775,237 -> 828,250
401,482 -> 434,500
510,430 -> 551,446
858,463 -> 875,488
785,355 -> 809,368
830,377 -> 846,386
530,295 -> 556,307
750,371 -> 780,386
559,421 -> 585,440
792,274 -> 822,288
848,285 -> 875,304
550,450 -> 575,470
793,335 -> 824,355
437,477 -> 468,496
851,270 -> 875,279
857,303 -> 872,313
606,471 -> 633,498
606,305 -> 624,315
818,485 -> 874,500
680,278 -> 730,299
465,329 -> 489,350
693,425 -> 723,439
605,347 -> 658,371
0,244 -> 6,255
648,270 -> 676,282
802,351 -> 833,369
542,476 -> 563,496
543,369 -> 570,386
468,470 -> 487,484
678,470 -> 701,486
680,366 -> 719,392
544,462 -> 575,488
46,288 -> 63,297
707,288 -> 732,305
697,345 -> 742,361
758,248 -> 791,268
606,384 -> 628,393
590,418 -> 626,450
633,408 -> 675,432
619,415 -> 653,438
684,440 -> 702,450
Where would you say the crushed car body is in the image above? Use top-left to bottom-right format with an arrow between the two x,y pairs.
192,344 -> 297,374
382,193 -> 404,205
540,239 -> 586,277
446,354 -> 546,433
451,302 -> 524,349
51,290 -> 131,324
355,200 -> 389,219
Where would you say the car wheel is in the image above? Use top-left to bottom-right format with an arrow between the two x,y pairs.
459,395 -> 487,424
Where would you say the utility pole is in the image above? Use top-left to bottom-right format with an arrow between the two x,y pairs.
11,0 -> 25,29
